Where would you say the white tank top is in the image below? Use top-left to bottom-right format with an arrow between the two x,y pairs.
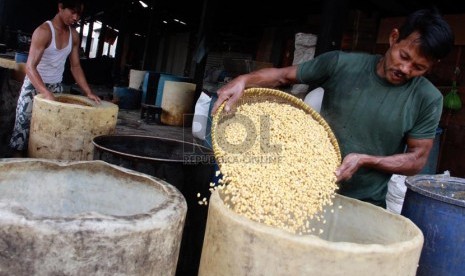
36,21 -> 72,84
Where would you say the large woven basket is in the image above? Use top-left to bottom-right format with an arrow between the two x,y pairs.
211,87 -> 341,165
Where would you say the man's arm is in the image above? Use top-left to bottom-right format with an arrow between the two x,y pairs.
69,29 -> 100,104
212,65 -> 299,113
336,137 -> 433,182
25,23 -> 55,100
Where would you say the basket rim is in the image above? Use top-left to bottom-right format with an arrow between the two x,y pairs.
211,87 -> 341,167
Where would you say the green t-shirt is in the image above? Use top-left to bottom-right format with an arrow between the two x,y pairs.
297,50 -> 443,207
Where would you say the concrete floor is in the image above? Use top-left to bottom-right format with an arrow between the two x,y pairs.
115,108 -> 197,142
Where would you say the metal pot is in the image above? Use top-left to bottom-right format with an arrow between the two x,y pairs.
92,135 -> 216,276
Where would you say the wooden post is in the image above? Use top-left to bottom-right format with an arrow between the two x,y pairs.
96,23 -> 106,58
84,18 -> 93,57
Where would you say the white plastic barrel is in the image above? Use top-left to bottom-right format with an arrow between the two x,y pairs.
129,69 -> 147,90
0,158 -> 187,276
199,190 -> 424,276
28,94 -> 118,160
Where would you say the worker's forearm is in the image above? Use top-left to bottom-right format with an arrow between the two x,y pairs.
336,152 -> 428,182
359,152 -> 427,176
25,67 -> 53,97
242,67 -> 296,89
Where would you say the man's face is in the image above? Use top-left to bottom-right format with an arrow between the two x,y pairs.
383,31 -> 435,85
59,4 -> 82,26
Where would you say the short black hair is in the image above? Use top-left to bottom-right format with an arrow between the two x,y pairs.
59,0 -> 84,15
398,8 -> 454,60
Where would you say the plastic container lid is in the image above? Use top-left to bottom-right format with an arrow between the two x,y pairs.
405,175 -> 465,208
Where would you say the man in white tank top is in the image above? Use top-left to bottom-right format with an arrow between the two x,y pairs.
10,0 -> 101,157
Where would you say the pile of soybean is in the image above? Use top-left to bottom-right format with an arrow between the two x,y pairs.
215,101 -> 340,235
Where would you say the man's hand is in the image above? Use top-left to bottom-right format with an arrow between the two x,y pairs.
86,92 -> 101,104
212,77 -> 246,114
335,153 -> 365,182
43,91 -> 55,101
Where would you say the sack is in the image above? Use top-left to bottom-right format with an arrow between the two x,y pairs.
303,87 -> 324,113
386,174 -> 407,214
192,91 -> 211,140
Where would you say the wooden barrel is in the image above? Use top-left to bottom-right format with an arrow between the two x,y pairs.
160,81 -> 196,126
28,94 -> 118,160
0,159 -> 186,276
199,191 -> 424,276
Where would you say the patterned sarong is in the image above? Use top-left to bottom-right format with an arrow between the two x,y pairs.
9,76 -> 63,151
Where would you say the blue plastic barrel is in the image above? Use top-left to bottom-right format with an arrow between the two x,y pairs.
401,175 -> 465,276
15,52 -> 28,63
113,86 -> 141,109
141,71 -> 160,105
